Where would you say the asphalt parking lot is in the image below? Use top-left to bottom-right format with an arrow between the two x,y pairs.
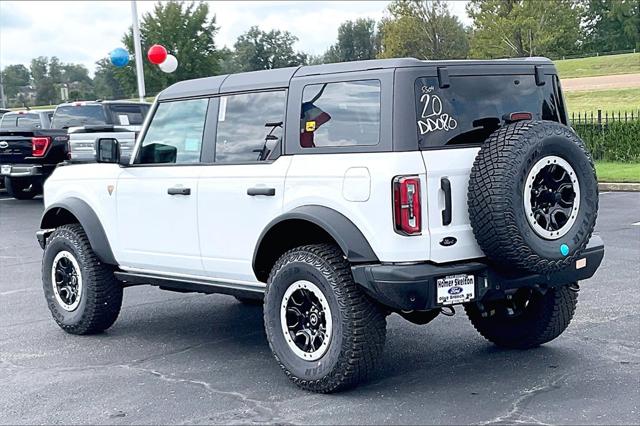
0,191 -> 638,425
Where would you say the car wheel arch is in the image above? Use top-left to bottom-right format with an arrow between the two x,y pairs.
252,205 -> 378,283
40,198 -> 117,265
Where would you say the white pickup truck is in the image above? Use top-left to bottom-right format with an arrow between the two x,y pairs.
51,101 -> 150,162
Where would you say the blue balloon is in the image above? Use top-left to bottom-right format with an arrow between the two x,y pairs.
110,48 -> 130,67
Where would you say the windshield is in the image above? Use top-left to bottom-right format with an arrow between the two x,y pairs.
415,74 -> 562,148
0,113 -> 41,128
51,105 -> 107,129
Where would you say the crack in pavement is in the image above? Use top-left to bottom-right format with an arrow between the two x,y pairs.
479,373 -> 570,425
120,364 -> 283,425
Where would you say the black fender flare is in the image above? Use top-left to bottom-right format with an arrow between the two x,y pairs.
252,205 -> 378,275
40,197 -> 117,265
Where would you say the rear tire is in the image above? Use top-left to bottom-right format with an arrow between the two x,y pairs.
465,285 -> 577,349
264,244 -> 386,393
42,224 -> 123,335
4,177 -> 38,200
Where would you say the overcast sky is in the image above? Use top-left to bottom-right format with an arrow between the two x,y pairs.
0,1 -> 471,76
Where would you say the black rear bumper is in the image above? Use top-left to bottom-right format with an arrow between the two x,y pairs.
351,236 -> 604,311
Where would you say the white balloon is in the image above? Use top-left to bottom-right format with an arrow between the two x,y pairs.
159,54 -> 178,73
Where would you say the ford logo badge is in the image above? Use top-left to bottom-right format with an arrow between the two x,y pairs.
448,286 -> 463,295
0,141 -> 8,149
440,236 -> 457,247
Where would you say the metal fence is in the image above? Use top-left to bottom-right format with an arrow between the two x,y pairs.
571,110 -> 640,125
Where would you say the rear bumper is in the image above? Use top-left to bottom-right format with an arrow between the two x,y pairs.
0,164 -> 44,178
351,236 -> 604,311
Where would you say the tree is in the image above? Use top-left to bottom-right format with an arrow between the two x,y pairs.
1,64 -> 31,98
30,57 -> 58,105
378,0 -> 469,60
467,0 -> 582,59
233,26 -> 307,72
94,59 -> 126,100
115,1 -> 221,96
581,0 -> 639,53
324,18 -> 378,63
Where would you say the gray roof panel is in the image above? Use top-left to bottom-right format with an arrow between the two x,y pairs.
157,75 -> 227,101
219,66 -> 299,93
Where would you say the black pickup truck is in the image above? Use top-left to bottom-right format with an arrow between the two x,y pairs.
0,128 -> 69,199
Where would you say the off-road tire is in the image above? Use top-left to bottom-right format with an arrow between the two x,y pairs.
42,224 -> 123,335
264,244 -> 386,393
465,285 -> 578,349
468,120 -> 598,274
4,177 -> 38,200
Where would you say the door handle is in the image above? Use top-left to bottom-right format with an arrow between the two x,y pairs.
167,187 -> 191,196
441,177 -> 452,226
247,187 -> 275,196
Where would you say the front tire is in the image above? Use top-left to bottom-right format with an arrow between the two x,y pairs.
264,244 -> 386,393
465,285 -> 577,349
42,224 -> 123,335
4,177 -> 38,200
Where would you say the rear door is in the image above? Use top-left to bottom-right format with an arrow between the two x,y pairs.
197,91 -> 289,283
411,70 -> 563,263
116,98 -> 209,276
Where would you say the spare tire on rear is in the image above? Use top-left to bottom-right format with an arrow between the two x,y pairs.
467,120 -> 598,274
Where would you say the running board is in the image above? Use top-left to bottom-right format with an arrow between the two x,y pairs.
114,271 -> 265,299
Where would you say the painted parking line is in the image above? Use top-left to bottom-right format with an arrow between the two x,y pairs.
0,288 -> 35,296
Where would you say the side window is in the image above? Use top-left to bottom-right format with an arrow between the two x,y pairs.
136,99 -> 208,164
110,104 -> 149,125
300,80 -> 380,148
215,91 -> 286,163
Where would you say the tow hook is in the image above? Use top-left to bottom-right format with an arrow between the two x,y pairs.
569,282 -> 580,293
440,306 -> 455,316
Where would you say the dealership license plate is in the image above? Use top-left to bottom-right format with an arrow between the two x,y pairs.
1,165 -> 10,175
437,274 -> 475,305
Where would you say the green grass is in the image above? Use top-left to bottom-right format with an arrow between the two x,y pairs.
555,53 -> 640,79
596,161 -> 640,183
564,87 -> 640,114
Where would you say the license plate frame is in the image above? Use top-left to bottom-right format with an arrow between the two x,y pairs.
436,274 -> 475,306
1,165 -> 10,175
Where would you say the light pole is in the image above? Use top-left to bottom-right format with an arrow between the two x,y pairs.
131,0 -> 146,102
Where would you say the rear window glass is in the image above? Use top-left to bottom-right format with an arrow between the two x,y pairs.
51,105 -> 107,129
109,104 -> 149,126
415,75 -> 560,148
0,113 -> 40,128
300,80 -> 380,148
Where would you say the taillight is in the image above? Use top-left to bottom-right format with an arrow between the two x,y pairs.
393,176 -> 421,235
504,111 -> 533,122
32,137 -> 50,157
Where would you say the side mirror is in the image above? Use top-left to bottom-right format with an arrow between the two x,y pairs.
96,138 -> 129,165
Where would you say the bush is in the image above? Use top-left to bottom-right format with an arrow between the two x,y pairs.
574,120 -> 640,163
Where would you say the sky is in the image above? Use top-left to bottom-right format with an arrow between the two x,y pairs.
0,1 -> 471,76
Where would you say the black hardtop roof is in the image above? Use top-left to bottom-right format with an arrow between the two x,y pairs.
157,56 -> 555,101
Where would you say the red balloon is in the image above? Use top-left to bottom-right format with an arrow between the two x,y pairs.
147,44 -> 167,65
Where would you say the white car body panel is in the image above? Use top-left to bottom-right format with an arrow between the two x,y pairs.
421,148 -> 485,263
197,157 -> 292,284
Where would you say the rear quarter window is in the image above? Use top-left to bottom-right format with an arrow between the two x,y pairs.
109,104 -> 150,125
415,74 -> 560,148
300,80 -> 381,148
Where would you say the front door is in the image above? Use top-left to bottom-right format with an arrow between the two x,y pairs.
198,90 -> 289,283
116,98 -> 210,276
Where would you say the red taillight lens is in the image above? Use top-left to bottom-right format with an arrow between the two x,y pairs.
506,112 -> 533,122
32,137 -> 50,157
393,176 -> 421,235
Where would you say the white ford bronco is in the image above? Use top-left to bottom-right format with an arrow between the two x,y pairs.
37,58 -> 604,393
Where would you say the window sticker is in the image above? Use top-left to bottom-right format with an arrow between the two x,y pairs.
218,96 -> 227,122
417,86 -> 457,135
118,114 -> 130,125
305,121 -> 316,132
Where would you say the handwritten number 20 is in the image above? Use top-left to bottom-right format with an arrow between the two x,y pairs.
420,94 -> 442,118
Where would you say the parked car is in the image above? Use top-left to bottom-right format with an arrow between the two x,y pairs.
51,101 -> 150,162
0,127 -> 68,199
0,108 -> 10,117
0,109 -> 54,129
37,58 -> 604,392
